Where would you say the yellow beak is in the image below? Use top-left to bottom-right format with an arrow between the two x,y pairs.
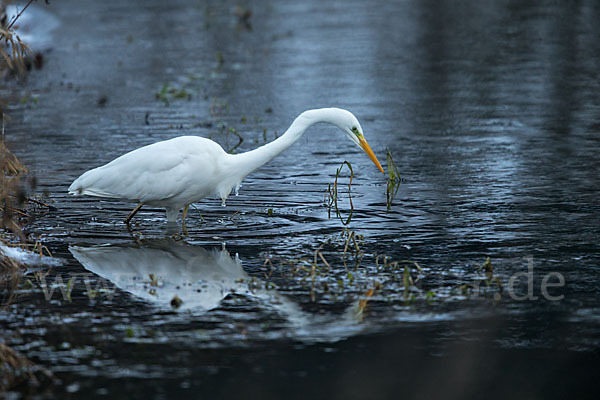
359,137 -> 385,175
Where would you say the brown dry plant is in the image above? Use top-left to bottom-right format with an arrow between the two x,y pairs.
0,0 -> 34,76
0,342 -> 55,391
0,137 -> 29,242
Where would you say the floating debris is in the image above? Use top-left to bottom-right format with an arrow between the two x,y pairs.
96,95 -> 108,107
215,51 -> 224,69
170,295 -> 183,309
233,6 -> 252,30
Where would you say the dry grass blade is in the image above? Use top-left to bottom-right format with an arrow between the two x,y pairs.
0,43 -> 13,69
1,137 -> 29,242
0,342 -> 55,391
355,286 -> 375,321
0,27 -> 31,76
263,258 -> 275,279
341,229 -> 363,272
0,140 -> 28,176
0,249 -> 23,306
0,0 -> 34,76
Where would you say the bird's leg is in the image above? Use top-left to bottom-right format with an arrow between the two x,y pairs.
181,205 -> 189,236
182,205 -> 189,225
165,207 -> 179,223
124,202 -> 144,225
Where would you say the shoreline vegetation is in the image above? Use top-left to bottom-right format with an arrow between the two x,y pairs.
0,0 -> 35,78
1,0 -> 56,392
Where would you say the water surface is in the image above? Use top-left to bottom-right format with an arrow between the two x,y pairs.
1,0 -> 599,398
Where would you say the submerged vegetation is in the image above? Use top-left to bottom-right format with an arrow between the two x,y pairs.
155,82 -> 193,105
385,148 -> 400,211
325,161 -> 354,225
258,228 -> 503,310
324,151 -> 401,223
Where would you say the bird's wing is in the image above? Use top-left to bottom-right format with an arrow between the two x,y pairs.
69,137 -> 224,203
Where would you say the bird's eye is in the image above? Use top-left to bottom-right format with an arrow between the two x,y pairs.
351,126 -> 357,132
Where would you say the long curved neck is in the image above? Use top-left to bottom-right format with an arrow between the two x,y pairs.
228,108 -> 341,180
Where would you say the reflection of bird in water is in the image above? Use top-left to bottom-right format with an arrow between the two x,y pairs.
70,239 -> 303,316
70,240 -> 374,341
68,108 -> 385,225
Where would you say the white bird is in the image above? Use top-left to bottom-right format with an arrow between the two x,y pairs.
68,108 -> 385,225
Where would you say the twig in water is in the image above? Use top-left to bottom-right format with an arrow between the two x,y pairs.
6,0 -> 37,30
26,196 -> 54,210
313,244 -> 330,271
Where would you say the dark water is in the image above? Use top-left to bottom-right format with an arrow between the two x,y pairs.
1,0 -> 599,398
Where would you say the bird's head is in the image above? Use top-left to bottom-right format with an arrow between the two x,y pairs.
332,109 -> 385,175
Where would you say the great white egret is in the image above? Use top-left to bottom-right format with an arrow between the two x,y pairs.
68,108 -> 385,225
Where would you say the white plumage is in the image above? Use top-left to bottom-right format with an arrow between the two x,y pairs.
68,108 -> 385,225
69,136 -> 229,221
